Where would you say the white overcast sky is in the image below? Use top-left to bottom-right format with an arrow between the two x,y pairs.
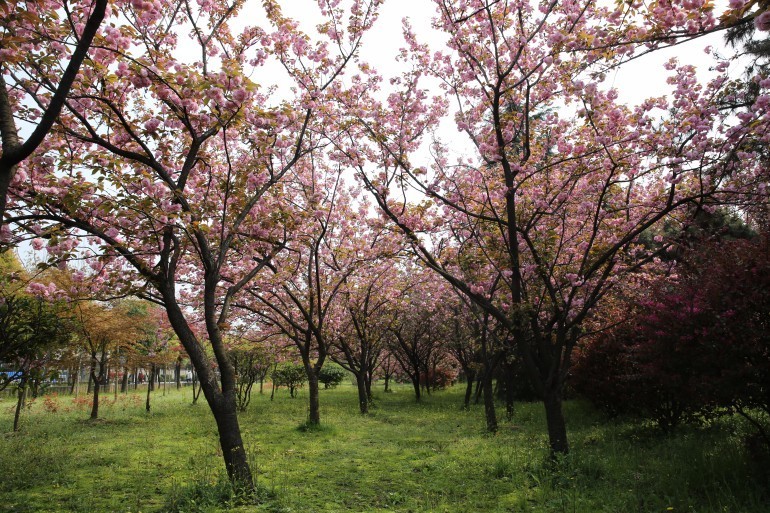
263,0 -> 732,105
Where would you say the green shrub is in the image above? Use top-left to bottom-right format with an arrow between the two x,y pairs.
271,363 -> 307,398
319,364 -> 346,389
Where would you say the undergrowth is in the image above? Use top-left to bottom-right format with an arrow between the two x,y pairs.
0,383 -> 768,512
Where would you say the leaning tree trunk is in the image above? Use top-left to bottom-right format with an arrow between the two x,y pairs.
163,290 -> 255,490
208,391 -> 254,489
13,375 -> 27,432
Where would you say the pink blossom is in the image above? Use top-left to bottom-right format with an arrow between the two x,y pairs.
144,117 -> 161,132
232,88 -> 248,103
755,11 -> 770,31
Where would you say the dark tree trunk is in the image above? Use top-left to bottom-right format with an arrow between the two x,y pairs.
90,373 -> 100,420
308,372 -> 321,425
193,380 -> 202,404
543,387 -> 569,455
463,369 -> 475,409
69,365 -> 79,395
411,375 -> 421,401
163,285 -> 255,490
146,363 -> 155,412
89,352 -> 104,420
13,376 -> 27,432
175,359 -> 182,390
355,372 -> 369,414
120,367 -> 128,393
473,374 -> 483,404
504,361 -> 515,420
210,396 -> 254,489
482,367 -> 497,433
384,373 -> 390,393
364,372 -> 373,402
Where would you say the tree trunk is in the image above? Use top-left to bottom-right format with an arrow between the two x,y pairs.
90,374 -> 100,420
384,373 -> 390,393
543,387 -> 569,455
504,362 -> 515,420
193,380 -> 202,404
463,370 -> 475,409
355,372 -> 369,414
211,397 -> 254,489
175,359 -> 182,390
473,374 -> 483,404
411,375 -> 421,401
146,363 -> 155,412
120,367 -> 128,393
308,372 -> 321,425
69,365 -> 79,395
482,367 -> 497,433
13,376 -> 27,432
364,372 -> 373,402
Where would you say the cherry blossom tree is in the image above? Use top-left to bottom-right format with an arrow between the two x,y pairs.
339,0 -> 770,454
238,162 -> 372,425
0,0 -> 107,223
5,0 -> 381,487
332,260 -> 399,414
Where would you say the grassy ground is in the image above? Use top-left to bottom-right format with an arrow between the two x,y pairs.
0,383 -> 768,513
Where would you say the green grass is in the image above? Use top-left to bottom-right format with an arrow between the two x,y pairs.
0,384 -> 768,512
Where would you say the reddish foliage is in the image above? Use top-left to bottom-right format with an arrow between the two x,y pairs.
572,237 -> 770,432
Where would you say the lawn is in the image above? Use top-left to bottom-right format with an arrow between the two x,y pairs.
0,383 -> 767,512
